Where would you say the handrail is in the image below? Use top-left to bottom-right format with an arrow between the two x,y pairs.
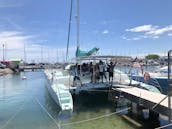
152,95 -> 168,109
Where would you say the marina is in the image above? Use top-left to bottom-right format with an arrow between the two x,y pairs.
0,0 -> 172,129
0,71 -> 171,129
1,51 -> 172,129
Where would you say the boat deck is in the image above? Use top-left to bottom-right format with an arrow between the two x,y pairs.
70,82 -> 111,92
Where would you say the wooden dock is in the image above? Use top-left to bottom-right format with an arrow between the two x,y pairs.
112,86 -> 171,117
19,65 -> 44,71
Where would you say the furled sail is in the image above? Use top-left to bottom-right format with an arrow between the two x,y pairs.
75,47 -> 99,57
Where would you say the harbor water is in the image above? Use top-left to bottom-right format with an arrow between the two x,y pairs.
0,71 -> 170,129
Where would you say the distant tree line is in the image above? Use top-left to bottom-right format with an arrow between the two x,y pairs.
145,54 -> 160,60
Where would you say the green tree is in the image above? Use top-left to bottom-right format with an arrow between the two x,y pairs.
145,54 -> 160,60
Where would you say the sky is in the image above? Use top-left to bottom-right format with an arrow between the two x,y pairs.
0,0 -> 172,63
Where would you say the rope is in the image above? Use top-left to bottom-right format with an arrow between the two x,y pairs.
0,102 -> 25,129
155,123 -> 172,129
61,107 -> 130,126
34,97 -> 60,129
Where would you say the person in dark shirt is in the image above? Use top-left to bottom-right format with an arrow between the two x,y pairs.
89,62 -> 94,82
107,61 -> 117,83
73,64 -> 82,86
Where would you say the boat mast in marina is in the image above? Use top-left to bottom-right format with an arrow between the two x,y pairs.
41,46 -> 43,63
24,43 -> 27,65
22,43 -> 27,79
76,0 -> 80,50
66,0 -> 73,62
2,43 -> 5,61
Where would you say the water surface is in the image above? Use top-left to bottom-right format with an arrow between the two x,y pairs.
0,71 -> 170,129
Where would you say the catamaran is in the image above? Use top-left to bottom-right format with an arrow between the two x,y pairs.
44,0 -> 161,111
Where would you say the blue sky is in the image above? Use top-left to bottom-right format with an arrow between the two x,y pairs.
0,0 -> 172,62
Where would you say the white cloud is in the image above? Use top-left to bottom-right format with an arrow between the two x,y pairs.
121,36 -> 130,40
124,25 -> 172,40
6,18 -> 23,30
0,0 -> 25,8
146,25 -> 172,35
102,30 -> 109,34
0,31 -> 77,63
0,31 -> 31,50
126,25 -> 157,32
100,20 -> 115,25
168,33 -> 172,36
122,36 -> 145,41
0,31 -> 36,61
132,37 -> 141,40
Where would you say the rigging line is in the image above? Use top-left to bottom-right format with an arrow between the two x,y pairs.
66,0 -> 73,62
155,123 -> 172,129
61,107 -> 130,126
0,102 -> 25,129
34,97 -> 60,129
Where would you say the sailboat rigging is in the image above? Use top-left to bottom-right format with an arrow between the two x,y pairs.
66,0 -> 99,62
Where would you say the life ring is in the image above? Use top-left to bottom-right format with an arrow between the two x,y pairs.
144,72 -> 150,80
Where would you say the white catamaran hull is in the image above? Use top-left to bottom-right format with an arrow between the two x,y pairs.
44,69 -> 73,111
46,78 -> 60,106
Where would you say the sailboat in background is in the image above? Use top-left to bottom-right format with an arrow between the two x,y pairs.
21,43 -> 27,80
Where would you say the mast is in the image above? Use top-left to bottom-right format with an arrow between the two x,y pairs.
24,43 -> 27,64
76,0 -> 80,48
66,0 -> 73,62
41,46 -> 43,63
56,49 -> 59,63
2,43 -> 5,61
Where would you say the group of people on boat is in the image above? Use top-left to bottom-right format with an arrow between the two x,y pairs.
72,60 -> 117,85
97,60 -> 117,83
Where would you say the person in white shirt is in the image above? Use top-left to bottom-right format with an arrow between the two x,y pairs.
98,60 -> 107,83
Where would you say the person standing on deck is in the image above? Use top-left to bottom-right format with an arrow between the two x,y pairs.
99,60 -> 107,83
95,63 -> 100,83
107,61 -> 117,83
89,62 -> 93,82
73,63 -> 82,86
